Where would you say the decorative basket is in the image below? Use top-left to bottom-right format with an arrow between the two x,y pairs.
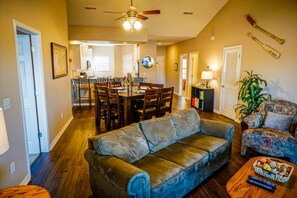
253,158 -> 294,183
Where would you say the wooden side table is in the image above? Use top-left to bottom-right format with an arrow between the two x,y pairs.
0,185 -> 50,197
226,157 -> 297,198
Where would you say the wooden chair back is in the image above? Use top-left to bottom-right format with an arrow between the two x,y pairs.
107,88 -> 122,128
149,83 -> 164,89
158,87 -> 174,117
94,82 -> 108,90
109,81 -> 122,87
140,89 -> 161,119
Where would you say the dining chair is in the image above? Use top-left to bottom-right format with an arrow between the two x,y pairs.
148,83 -> 164,89
96,86 -> 110,130
107,88 -> 123,129
136,89 -> 161,120
94,82 -> 108,90
78,77 -> 91,109
109,81 -> 122,87
157,87 -> 174,117
139,82 -> 151,90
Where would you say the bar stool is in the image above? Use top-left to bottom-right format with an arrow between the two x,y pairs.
78,77 -> 91,109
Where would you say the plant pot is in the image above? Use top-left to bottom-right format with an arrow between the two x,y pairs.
241,121 -> 248,132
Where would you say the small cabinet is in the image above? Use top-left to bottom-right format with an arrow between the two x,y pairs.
191,86 -> 214,112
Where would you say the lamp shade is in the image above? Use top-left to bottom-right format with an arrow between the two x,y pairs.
0,107 -> 9,155
201,71 -> 213,80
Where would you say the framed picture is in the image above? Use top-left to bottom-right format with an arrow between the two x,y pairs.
51,42 -> 68,79
174,63 -> 178,71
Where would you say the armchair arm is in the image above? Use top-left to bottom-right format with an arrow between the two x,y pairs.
200,119 -> 234,144
243,112 -> 263,128
84,149 -> 150,198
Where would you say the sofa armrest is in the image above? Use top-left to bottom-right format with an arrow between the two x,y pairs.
84,149 -> 150,198
243,112 -> 263,128
200,119 -> 234,144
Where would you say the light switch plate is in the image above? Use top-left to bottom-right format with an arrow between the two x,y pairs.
3,98 -> 11,110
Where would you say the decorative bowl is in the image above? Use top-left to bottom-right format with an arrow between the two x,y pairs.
253,157 -> 294,183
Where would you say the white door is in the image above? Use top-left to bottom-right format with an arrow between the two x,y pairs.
220,45 -> 242,120
17,34 -> 41,159
179,54 -> 188,97
156,56 -> 165,85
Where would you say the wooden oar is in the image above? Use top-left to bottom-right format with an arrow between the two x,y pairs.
247,32 -> 281,59
246,15 -> 285,44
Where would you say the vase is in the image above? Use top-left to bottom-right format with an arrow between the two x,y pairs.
128,84 -> 132,93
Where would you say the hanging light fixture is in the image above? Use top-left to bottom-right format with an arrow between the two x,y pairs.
123,16 -> 142,31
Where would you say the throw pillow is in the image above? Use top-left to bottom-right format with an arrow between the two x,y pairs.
263,111 -> 293,131
243,112 -> 263,128
92,124 -> 149,163
169,108 -> 200,140
140,116 -> 177,153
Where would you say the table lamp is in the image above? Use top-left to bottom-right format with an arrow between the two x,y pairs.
201,71 -> 213,88
0,107 -> 9,155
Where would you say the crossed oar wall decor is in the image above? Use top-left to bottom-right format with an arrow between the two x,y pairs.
246,15 -> 284,59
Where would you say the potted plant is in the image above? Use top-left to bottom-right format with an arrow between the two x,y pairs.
235,70 -> 271,131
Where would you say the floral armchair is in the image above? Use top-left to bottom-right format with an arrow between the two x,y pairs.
241,100 -> 297,164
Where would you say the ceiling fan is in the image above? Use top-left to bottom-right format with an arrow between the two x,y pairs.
103,0 -> 161,30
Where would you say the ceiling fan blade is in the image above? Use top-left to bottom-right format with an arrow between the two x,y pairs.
140,10 -> 161,15
115,15 -> 126,21
104,11 -> 126,14
137,14 -> 148,20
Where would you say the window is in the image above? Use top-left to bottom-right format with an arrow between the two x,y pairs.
123,55 -> 133,74
93,56 -> 110,71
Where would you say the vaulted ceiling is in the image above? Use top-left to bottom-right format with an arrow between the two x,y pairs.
67,0 -> 228,45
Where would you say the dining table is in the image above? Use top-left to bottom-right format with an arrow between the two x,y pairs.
94,87 -> 145,128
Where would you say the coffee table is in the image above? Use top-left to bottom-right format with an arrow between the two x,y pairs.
226,157 -> 297,198
0,185 -> 50,197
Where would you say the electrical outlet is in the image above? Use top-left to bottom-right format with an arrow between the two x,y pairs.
3,98 -> 11,110
10,161 -> 16,174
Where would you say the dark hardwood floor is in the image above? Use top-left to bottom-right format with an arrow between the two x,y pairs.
30,95 -> 261,198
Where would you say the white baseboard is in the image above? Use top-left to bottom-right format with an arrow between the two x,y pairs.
20,174 -> 31,185
213,109 -> 220,114
50,115 -> 74,150
174,92 -> 181,96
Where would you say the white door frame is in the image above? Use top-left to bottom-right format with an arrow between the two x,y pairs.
219,45 -> 242,120
188,52 -> 199,99
13,20 -> 50,169
179,54 -> 188,97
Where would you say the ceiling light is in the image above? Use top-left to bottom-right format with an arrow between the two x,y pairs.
123,17 -> 142,31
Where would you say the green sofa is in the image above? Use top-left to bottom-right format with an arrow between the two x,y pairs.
84,108 -> 234,198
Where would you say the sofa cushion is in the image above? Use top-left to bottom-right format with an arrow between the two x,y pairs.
153,142 -> 209,168
92,124 -> 149,163
263,111 -> 293,131
244,112 -> 263,128
140,117 -> 177,153
169,108 -> 200,140
133,155 -> 183,189
179,133 -> 228,161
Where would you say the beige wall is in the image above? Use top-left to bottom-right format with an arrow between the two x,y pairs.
0,0 -> 71,187
139,41 -> 157,82
166,0 -> 297,113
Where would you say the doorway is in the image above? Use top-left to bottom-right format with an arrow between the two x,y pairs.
156,56 -> 165,85
179,54 -> 188,97
220,45 -> 242,120
13,20 -> 49,170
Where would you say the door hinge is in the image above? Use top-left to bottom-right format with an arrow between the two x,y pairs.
34,90 -> 38,96
38,131 -> 42,138
31,46 -> 35,53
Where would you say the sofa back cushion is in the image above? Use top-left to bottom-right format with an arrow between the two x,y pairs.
140,117 -> 177,153
169,108 -> 200,140
92,124 -> 149,163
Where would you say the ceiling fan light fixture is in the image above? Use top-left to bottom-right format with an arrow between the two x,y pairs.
123,20 -> 132,30
134,20 -> 142,30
